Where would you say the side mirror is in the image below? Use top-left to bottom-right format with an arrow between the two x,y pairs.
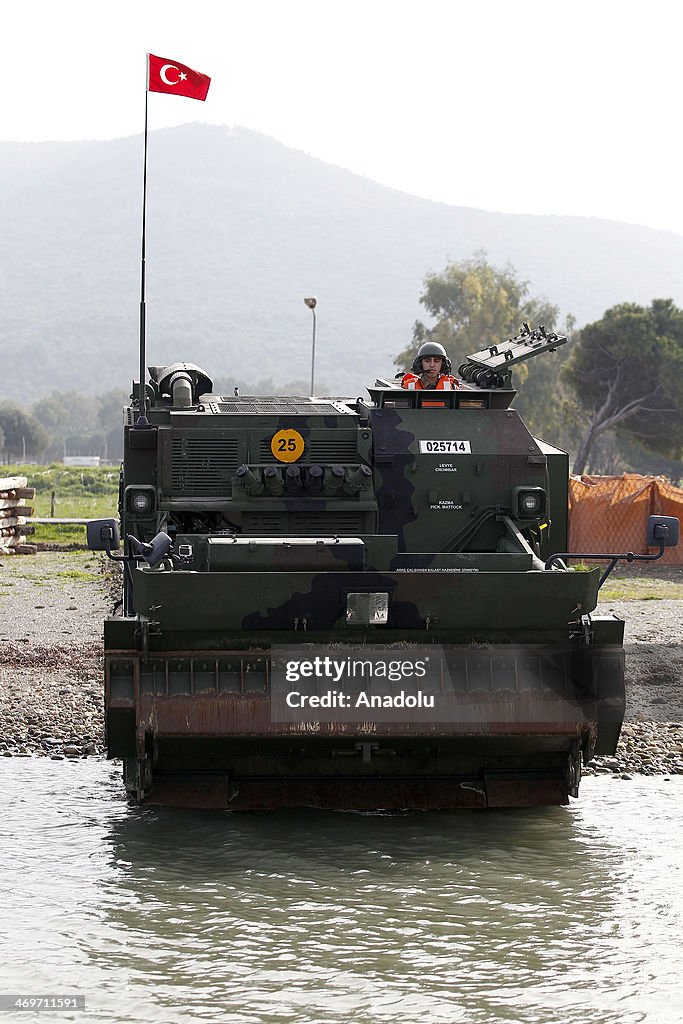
646,515 -> 680,548
87,518 -> 121,552
128,531 -> 173,569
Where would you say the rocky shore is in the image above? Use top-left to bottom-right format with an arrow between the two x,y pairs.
583,721 -> 683,777
0,551 -> 682,777
0,642 -> 104,760
0,551 -> 109,760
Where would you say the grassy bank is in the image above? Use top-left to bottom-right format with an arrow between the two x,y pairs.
4,464 -> 118,544
599,575 -> 683,601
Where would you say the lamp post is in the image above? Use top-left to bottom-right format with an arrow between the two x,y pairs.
304,296 -> 317,395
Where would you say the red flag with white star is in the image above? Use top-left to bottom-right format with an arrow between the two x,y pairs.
147,54 -> 211,101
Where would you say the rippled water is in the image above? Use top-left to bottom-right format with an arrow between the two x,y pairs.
1,761 -> 682,1024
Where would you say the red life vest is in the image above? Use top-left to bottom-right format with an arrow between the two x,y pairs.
401,372 -> 458,391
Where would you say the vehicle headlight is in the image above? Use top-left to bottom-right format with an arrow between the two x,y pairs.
512,486 -> 547,520
126,486 -> 156,514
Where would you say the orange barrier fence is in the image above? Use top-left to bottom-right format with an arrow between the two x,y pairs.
568,474 -> 683,565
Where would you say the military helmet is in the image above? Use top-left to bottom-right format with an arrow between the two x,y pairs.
411,341 -> 452,374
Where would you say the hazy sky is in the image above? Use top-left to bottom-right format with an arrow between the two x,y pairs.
6,0 -> 683,235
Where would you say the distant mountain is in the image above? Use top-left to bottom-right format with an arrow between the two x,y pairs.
2,123 -> 683,401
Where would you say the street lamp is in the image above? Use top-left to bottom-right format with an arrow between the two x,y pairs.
304,296 -> 317,395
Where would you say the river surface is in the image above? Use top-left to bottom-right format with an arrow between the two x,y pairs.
1,761 -> 682,1024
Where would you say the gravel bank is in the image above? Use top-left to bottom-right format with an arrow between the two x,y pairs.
0,551 -> 112,759
0,553 -> 681,776
584,583 -> 683,775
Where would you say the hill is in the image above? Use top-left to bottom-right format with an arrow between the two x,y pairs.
2,123 -> 683,400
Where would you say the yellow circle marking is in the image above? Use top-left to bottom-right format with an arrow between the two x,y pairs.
271,428 -> 305,463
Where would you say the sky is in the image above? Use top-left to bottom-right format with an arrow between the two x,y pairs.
5,0 -> 683,236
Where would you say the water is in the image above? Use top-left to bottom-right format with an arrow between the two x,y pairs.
1,761 -> 682,1024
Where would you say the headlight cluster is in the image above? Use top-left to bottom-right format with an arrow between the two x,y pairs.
126,487 -> 156,515
512,486 -> 546,520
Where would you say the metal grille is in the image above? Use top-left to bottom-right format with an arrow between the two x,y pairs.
242,512 -> 364,535
113,647 -> 595,698
309,438 -> 358,462
242,513 -> 287,534
133,655 -> 270,696
217,400 -> 342,415
170,437 -> 240,494
290,513 -> 363,534
258,437 -> 358,463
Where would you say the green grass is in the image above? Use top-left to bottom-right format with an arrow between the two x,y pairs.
599,577 -> 683,601
559,560 -> 683,600
4,463 -> 120,497
4,463 -> 118,544
54,568 -> 100,581
1,550 -> 102,582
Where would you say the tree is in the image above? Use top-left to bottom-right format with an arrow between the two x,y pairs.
29,388 -> 128,462
31,390 -> 98,439
395,252 -> 560,374
0,404 -> 49,461
96,388 -> 129,432
512,336 -> 581,452
394,253 -> 577,447
565,299 -> 683,474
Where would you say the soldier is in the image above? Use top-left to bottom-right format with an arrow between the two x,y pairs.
401,341 -> 458,390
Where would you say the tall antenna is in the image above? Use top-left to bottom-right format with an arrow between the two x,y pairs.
137,80 -> 150,426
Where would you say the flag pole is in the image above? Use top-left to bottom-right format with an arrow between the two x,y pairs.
137,60 -> 150,426
136,53 -> 210,425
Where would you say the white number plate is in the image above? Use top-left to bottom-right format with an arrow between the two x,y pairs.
419,440 -> 471,453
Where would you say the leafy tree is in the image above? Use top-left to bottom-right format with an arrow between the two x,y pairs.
0,404 -> 49,461
32,390 -> 98,439
565,299 -> 683,474
96,388 -> 129,432
105,426 -> 123,462
28,388 -> 128,462
96,388 -> 128,461
394,253 -> 577,448
395,252 -> 560,375
63,433 -> 107,457
512,337 -> 581,452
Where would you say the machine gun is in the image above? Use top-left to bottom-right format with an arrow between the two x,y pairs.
458,323 -> 567,389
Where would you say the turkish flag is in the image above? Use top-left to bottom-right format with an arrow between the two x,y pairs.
147,54 -> 211,101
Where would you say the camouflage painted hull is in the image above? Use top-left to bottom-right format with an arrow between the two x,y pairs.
105,567 -> 625,809
102,370 -> 629,809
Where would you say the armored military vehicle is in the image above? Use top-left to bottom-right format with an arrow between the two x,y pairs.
88,326 -> 679,808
